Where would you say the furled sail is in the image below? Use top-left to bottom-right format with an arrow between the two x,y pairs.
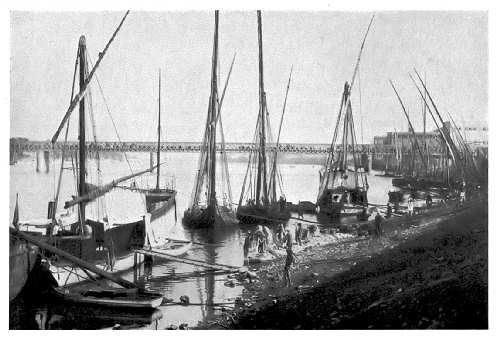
184,11 -> 234,227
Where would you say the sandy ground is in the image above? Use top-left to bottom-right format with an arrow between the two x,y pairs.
198,196 -> 487,329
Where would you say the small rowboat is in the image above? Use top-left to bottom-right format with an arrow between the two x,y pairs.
55,287 -> 164,309
150,239 -> 192,257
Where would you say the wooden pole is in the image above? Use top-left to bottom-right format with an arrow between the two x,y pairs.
78,36 -> 87,228
36,151 -> 40,172
256,10 -> 268,205
52,11 -> 130,143
134,248 -> 241,272
156,69 -> 161,190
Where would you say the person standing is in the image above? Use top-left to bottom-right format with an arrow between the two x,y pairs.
407,198 -> 414,216
297,203 -> 304,219
459,190 -> 466,207
255,226 -> 266,254
386,203 -> 392,218
295,223 -> 303,246
426,193 -> 433,208
285,227 -> 294,249
283,245 -> 297,287
277,223 -> 285,247
374,210 -> 383,238
243,233 -> 252,262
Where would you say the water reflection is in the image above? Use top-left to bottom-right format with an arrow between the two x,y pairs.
10,151 -> 395,328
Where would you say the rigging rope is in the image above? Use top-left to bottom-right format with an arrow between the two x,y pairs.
86,54 -> 135,178
358,64 -> 364,145
87,52 -> 145,209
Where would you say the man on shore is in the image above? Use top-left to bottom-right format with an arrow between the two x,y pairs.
283,244 -> 298,287
297,203 -> 304,219
386,203 -> 392,218
408,198 -> 415,216
255,226 -> 266,254
295,223 -> 303,246
285,227 -> 294,249
243,233 -> 252,263
277,223 -> 285,247
374,210 -> 384,238
426,193 -> 433,208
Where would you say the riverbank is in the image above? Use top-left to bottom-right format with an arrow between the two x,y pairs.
200,199 -> 487,329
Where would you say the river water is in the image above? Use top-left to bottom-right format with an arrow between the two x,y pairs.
9,151 -> 395,329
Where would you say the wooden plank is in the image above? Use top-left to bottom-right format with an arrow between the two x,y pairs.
10,228 -> 137,289
164,237 -> 221,247
135,249 -> 242,272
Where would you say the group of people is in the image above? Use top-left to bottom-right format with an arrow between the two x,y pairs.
242,221 -> 319,287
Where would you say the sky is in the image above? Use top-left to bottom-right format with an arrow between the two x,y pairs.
10,11 -> 488,144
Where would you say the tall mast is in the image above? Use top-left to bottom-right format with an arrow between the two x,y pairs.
256,10 -> 268,206
389,80 -> 426,167
156,69 -> 161,190
422,72 -> 428,174
269,65 -> 293,202
78,36 -> 87,226
52,11 -> 130,144
208,10 -> 219,215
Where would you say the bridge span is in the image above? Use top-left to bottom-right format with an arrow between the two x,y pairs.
12,140 -> 403,154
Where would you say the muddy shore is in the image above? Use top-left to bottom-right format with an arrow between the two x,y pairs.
199,198 -> 487,329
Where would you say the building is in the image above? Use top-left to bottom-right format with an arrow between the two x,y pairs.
373,122 -> 488,150
373,130 -> 440,150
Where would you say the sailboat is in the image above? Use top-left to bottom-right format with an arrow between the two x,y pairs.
236,11 -> 291,225
316,16 -> 374,219
182,11 -> 235,228
143,70 -> 177,221
14,12 -> 156,286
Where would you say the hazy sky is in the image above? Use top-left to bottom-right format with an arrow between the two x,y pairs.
10,11 -> 487,144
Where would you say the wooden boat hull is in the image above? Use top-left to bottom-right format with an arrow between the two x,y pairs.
36,218 -> 147,287
392,177 -> 449,190
236,204 -> 291,225
145,190 -> 177,222
388,190 -> 404,203
182,206 -> 235,228
54,287 -> 164,309
318,204 -> 365,220
288,201 -> 317,214
182,208 -> 217,228
47,219 -> 145,263
375,172 -> 402,178
9,233 -> 38,301
153,241 -> 192,257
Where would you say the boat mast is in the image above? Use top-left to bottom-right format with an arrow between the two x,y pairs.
52,11 -> 130,144
208,10 -> 219,216
78,36 -> 87,227
256,10 -> 268,206
156,69 -> 161,190
318,15 -> 374,202
269,65 -> 293,202
423,72 -> 427,175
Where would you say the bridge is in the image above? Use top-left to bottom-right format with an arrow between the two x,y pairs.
10,140 -> 427,155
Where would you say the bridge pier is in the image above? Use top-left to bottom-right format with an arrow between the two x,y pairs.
35,151 -> 40,172
43,150 -> 50,173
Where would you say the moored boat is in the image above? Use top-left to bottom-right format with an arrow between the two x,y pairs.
16,12 -> 157,287
183,11 -> 236,228
143,70 -> 177,222
237,11 -> 293,225
316,17 -> 374,220
54,287 -> 164,309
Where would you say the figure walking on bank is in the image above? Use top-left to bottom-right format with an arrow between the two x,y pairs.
283,246 -> 298,287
